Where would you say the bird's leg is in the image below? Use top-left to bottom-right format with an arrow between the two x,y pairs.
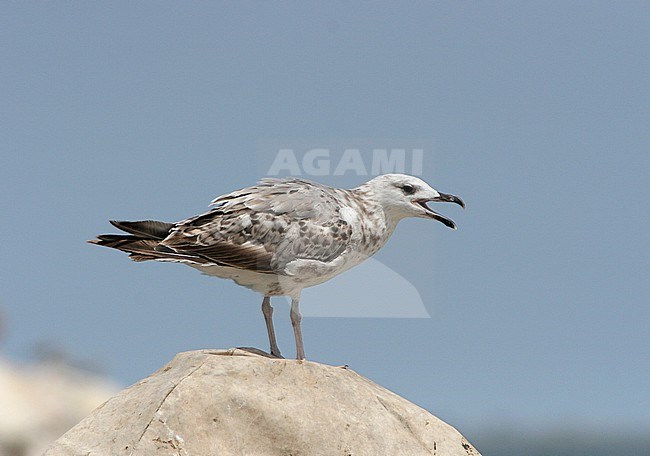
290,297 -> 305,360
261,296 -> 282,358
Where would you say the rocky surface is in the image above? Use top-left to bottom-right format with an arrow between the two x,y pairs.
0,356 -> 117,456
45,348 -> 481,455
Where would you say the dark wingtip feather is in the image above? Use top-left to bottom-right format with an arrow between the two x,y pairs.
88,235 -> 116,246
109,220 -> 174,239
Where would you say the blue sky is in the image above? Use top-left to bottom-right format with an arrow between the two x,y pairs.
1,1 -> 648,440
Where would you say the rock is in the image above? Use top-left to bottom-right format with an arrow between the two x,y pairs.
0,356 -> 118,456
45,348 -> 481,455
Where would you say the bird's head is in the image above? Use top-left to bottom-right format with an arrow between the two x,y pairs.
359,174 -> 465,229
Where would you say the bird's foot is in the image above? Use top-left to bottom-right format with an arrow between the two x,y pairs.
270,351 -> 284,359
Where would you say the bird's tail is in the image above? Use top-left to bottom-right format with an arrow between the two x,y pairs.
88,220 -> 194,262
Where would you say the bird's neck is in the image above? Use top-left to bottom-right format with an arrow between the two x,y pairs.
349,185 -> 401,229
344,188 -> 399,255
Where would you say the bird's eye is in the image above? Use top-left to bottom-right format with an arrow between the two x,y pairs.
402,184 -> 415,195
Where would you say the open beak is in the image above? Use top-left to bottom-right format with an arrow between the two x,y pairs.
415,192 -> 465,229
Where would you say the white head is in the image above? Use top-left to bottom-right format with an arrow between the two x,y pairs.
357,174 -> 465,229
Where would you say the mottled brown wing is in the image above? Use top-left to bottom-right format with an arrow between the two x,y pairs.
169,237 -> 275,271
212,178 -> 341,223
160,179 -> 352,273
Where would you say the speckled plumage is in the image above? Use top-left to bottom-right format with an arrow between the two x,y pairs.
90,174 -> 464,359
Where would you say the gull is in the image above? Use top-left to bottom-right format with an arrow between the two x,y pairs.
90,174 -> 464,360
